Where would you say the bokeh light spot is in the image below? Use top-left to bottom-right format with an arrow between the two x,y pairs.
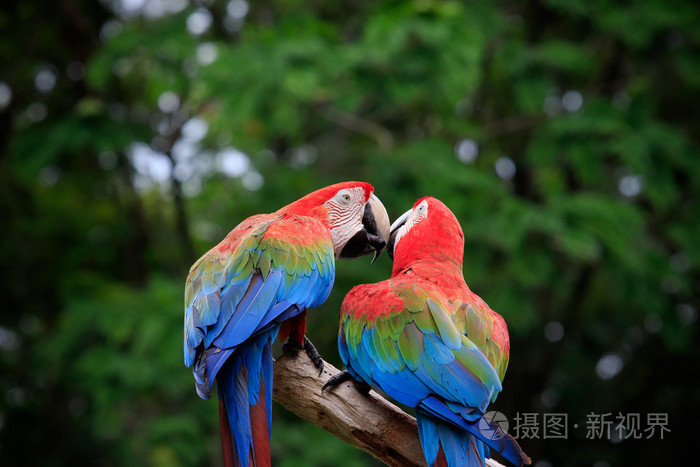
455,139 -> 478,164
0,82 -> 12,110
227,0 -> 250,19
544,321 -> 565,342
38,166 -> 61,186
495,157 -> 516,180
562,90 -> 583,112
242,171 -> 264,191
157,91 -> 180,113
27,102 -> 48,122
596,354 -> 623,380
676,304 -> 697,325
618,174 -> 643,197
35,68 -> 57,93
217,148 -> 250,177
187,8 -> 213,36
197,43 -> 218,66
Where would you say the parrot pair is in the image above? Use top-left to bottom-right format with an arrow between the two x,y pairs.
183,183 -> 529,467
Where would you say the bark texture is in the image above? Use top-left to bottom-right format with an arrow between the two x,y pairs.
272,351 -> 507,467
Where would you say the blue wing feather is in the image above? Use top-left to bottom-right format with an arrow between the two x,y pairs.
200,348 -> 233,394
205,275 -> 253,344
340,303 -> 522,466
371,369 -> 424,406
212,270 -> 283,349
424,332 -> 455,365
254,300 -> 297,335
185,214 -> 335,395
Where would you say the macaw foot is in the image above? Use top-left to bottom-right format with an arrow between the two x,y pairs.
322,370 -> 372,395
283,336 -> 324,376
321,370 -> 352,393
302,336 -> 324,376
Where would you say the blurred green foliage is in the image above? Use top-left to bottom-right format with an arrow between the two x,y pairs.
1,0 -> 698,466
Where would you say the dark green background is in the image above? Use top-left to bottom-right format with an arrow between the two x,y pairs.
1,1 -> 698,466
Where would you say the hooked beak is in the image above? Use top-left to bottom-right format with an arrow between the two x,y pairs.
387,208 -> 411,260
338,193 -> 391,261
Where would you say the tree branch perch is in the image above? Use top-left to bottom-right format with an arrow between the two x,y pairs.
272,351 -> 506,467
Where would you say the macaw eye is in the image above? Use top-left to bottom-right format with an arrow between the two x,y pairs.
331,189 -> 355,207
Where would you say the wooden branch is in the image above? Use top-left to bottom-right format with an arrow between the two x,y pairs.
272,351 -> 506,467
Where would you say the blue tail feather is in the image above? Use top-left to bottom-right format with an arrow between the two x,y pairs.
217,328 -> 279,467
261,333 -> 274,430
420,396 -> 530,466
417,410 -> 485,467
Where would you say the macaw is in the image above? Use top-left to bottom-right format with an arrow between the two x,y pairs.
325,197 -> 530,467
184,182 -> 390,467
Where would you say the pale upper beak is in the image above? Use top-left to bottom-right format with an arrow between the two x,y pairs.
338,193 -> 391,262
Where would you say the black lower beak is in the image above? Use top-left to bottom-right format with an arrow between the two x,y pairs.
338,203 -> 387,260
339,230 -> 386,260
387,230 -> 398,260
387,216 -> 408,261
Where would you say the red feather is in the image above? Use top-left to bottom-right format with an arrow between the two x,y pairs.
278,311 -> 307,348
391,197 -> 465,277
250,381 -> 271,467
219,399 -> 235,467
291,311 -> 307,347
279,181 -> 374,225
434,443 -> 449,467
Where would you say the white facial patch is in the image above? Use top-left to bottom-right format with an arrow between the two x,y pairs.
394,199 -> 428,246
324,187 -> 367,256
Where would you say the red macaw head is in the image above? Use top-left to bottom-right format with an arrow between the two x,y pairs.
280,181 -> 391,261
387,196 -> 465,274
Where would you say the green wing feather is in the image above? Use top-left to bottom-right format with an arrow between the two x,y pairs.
184,213 -> 335,367
340,276 -> 508,410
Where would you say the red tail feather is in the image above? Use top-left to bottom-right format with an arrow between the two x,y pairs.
291,311 -> 306,347
219,378 -> 271,467
278,311 -> 307,347
434,443 -> 449,467
249,380 -> 271,467
219,399 -> 235,467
